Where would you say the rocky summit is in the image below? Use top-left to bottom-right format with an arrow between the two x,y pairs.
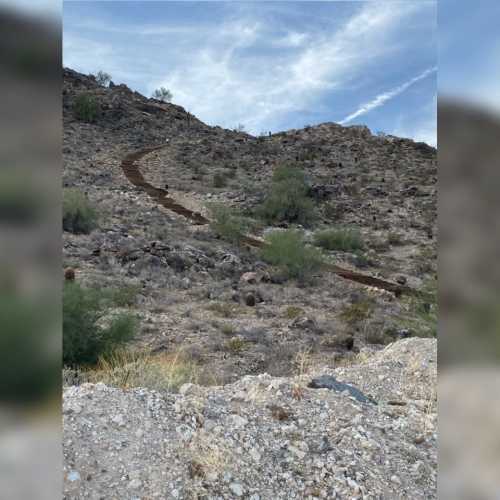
63,68 -> 437,498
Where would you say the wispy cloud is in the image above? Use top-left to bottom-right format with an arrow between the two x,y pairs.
339,66 -> 437,125
155,2 -> 430,132
63,1 -> 436,139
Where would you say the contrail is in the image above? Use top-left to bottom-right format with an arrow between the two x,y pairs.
339,66 -> 437,125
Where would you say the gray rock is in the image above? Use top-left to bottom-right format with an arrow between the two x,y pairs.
308,375 -> 377,404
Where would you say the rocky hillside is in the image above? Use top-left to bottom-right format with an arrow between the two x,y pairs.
64,338 -> 437,499
63,68 -> 436,381
63,68 -> 437,497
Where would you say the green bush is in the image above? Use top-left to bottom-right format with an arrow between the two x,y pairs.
261,230 -> 324,281
63,282 -> 138,367
74,93 -> 99,122
63,189 -> 98,234
258,166 -> 314,225
208,203 -> 249,245
313,227 -> 364,252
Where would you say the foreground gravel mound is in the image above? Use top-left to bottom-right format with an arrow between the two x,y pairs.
63,338 -> 436,499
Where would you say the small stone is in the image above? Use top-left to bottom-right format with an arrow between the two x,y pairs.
291,316 -> 319,332
229,482 -> 244,496
414,435 -> 425,445
128,478 -> 143,489
245,293 -> 256,307
179,383 -> 196,395
288,445 -> 306,460
231,414 -> 248,428
240,272 -> 258,284
112,414 -> 126,427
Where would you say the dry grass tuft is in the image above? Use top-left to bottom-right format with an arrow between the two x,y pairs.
82,349 -> 200,392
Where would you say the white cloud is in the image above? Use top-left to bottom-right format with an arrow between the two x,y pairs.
63,1 -> 435,138
272,31 -> 309,48
339,66 -> 437,125
155,2 -> 430,133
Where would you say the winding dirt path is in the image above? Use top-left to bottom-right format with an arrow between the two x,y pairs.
120,145 -> 416,296
121,145 -> 209,225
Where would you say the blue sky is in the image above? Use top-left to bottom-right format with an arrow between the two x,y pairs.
439,0 -> 500,115
63,1 -> 437,144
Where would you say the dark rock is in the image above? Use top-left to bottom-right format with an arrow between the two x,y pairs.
64,268 -> 75,281
291,316 -> 320,332
166,252 -> 188,272
333,333 -> 354,350
309,184 -> 339,201
308,376 -> 377,404
245,293 -> 256,307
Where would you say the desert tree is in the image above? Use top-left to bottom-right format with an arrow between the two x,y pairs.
95,70 -> 112,87
152,87 -> 173,102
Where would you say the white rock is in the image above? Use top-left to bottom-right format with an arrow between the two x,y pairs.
112,414 -> 126,427
231,415 -> 248,428
230,482 -> 244,496
128,479 -> 143,489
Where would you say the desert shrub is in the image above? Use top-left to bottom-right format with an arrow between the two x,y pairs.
258,166 -> 314,225
261,230 -> 324,281
397,279 -> 437,338
63,282 -> 138,367
387,231 -> 404,246
152,87 -> 173,102
284,306 -> 305,319
81,349 -> 199,392
206,302 -> 241,318
63,189 -> 98,234
224,337 -> 247,353
220,323 -> 236,336
95,70 -> 111,87
340,299 -> 374,325
364,326 -> 391,345
351,252 -> 372,269
74,93 -> 99,122
213,172 -> 228,188
313,227 -> 364,252
208,203 -> 249,245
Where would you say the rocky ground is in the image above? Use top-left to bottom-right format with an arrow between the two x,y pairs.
64,338 -> 437,499
63,68 -> 437,497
